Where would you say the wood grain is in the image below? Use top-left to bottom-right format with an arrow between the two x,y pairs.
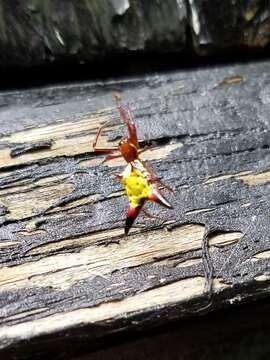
0,60 -> 270,359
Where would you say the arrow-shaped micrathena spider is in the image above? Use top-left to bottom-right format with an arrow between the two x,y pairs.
92,93 -> 174,235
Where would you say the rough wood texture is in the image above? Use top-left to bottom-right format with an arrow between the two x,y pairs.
0,0 -> 270,67
0,60 -> 270,358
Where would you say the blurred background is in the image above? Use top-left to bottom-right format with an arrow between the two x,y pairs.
1,0 -> 270,88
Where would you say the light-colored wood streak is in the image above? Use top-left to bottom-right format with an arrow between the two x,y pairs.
253,250 -> 270,259
0,225 -> 243,293
0,134 -> 99,169
237,169 -> 270,185
0,137 -> 184,223
27,227 -> 126,254
46,194 -> 100,214
0,182 -> 74,220
4,308 -> 49,322
204,169 -> 270,186
0,278 -> 205,341
254,274 -> 270,282
0,241 -> 21,248
0,114 -> 181,178
107,190 -> 125,198
0,113 -> 111,169
0,224 -> 205,291
240,202 -> 252,208
219,74 -> 243,86
0,174 -> 70,194
0,170 -> 99,222
18,229 -> 46,236
209,231 -> 243,247
176,258 -> 202,268
0,276 -> 233,346
204,171 -> 252,185
185,207 -> 215,215
1,113 -> 109,144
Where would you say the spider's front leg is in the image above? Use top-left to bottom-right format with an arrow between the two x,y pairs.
92,120 -> 118,153
92,120 -> 121,162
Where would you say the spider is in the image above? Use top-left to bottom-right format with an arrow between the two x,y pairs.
93,93 -> 174,234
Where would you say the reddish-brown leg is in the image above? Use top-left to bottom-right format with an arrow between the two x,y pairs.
140,160 -> 175,194
142,209 -> 166,221
143,209 -> 173,227
138,144 -> 154,155
156,179 -> 176,195
92,120 -> 118,154
113,92 -> 138,147
104,153 -> 122,161
94,147 -> 118,153
112,172 -> 123,180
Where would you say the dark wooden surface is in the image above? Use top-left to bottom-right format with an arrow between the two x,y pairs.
0,59 -> 270,359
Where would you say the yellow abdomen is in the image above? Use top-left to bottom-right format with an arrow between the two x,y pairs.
122,165 -> 151,207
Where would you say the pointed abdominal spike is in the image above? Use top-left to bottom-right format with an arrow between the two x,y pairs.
125,204 -> 143,235
148,188 -> 173,209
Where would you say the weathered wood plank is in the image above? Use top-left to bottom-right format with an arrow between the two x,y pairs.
0,60 -> 270,358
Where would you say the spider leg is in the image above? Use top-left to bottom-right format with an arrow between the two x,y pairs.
156,179 -> 176,195
92,120 -> 119,153
138,144 -> 154,155
112,171 -> 123,180
113,92 -> 138,147
140,159 -> 175,194
142,209 -> 166,221
104,152 -> 123,161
